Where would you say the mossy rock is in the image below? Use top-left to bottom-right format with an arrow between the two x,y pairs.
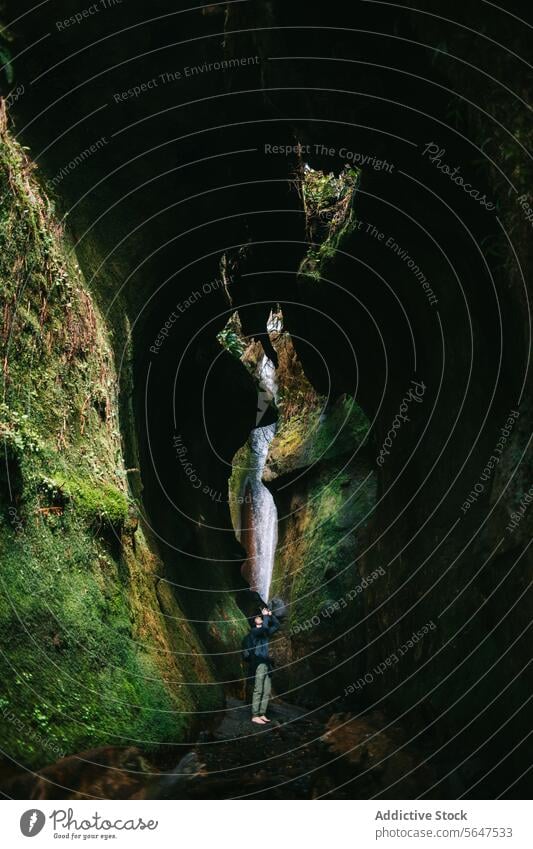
267,394 -> 370,480
0,111 -> 222,768
56,476 -> 128,529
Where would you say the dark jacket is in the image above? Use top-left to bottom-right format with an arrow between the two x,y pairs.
246,614 -> 280,673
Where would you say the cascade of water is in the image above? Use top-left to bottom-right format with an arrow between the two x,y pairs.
243,337 -> 279,602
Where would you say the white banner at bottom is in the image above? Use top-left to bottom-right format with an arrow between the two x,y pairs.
3,800 -> 530,848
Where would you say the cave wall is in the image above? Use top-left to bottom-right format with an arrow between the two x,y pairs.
224,0 -> 532,791
1,0 -> 266,698
0,115 -> 223,768
269,436 -> 378,707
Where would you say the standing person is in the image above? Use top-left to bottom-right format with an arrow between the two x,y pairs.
243,606 -> 280,725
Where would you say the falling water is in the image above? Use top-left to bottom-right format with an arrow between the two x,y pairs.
243,351 -> 278,602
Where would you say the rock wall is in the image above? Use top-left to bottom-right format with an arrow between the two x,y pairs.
0,112 -> 223,768
228,325 -> 378,704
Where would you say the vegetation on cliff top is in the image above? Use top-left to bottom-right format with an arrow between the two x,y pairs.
297,164 -> 359,281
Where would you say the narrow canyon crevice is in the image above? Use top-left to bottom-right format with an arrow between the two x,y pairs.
0,0 -> 531,799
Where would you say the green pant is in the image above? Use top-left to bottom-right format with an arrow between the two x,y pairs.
252,663 -> 272,716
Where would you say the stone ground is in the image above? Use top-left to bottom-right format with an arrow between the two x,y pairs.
1,696 -> 454,799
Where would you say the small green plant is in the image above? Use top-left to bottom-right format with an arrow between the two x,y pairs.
297,164 -> 359,281
217,311 -> 246,359
301,165 -> 358,215
0,404 -> 42,455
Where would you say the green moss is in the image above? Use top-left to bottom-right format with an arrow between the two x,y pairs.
0,112 -> 220,769
45,475 -> 129,529
262,336 -> 374,629
228,323 -> 374,632
217,311 -> 246,359
272,462 -> 377,628
0,405 -> 43,455
298,164 -> 359,282
0,506 -> 200,763
268,394 -> 370,479
301,165 -> 359,215
205,596 -> 249,682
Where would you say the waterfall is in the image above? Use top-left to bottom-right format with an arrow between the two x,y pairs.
243,350 -> 278,602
